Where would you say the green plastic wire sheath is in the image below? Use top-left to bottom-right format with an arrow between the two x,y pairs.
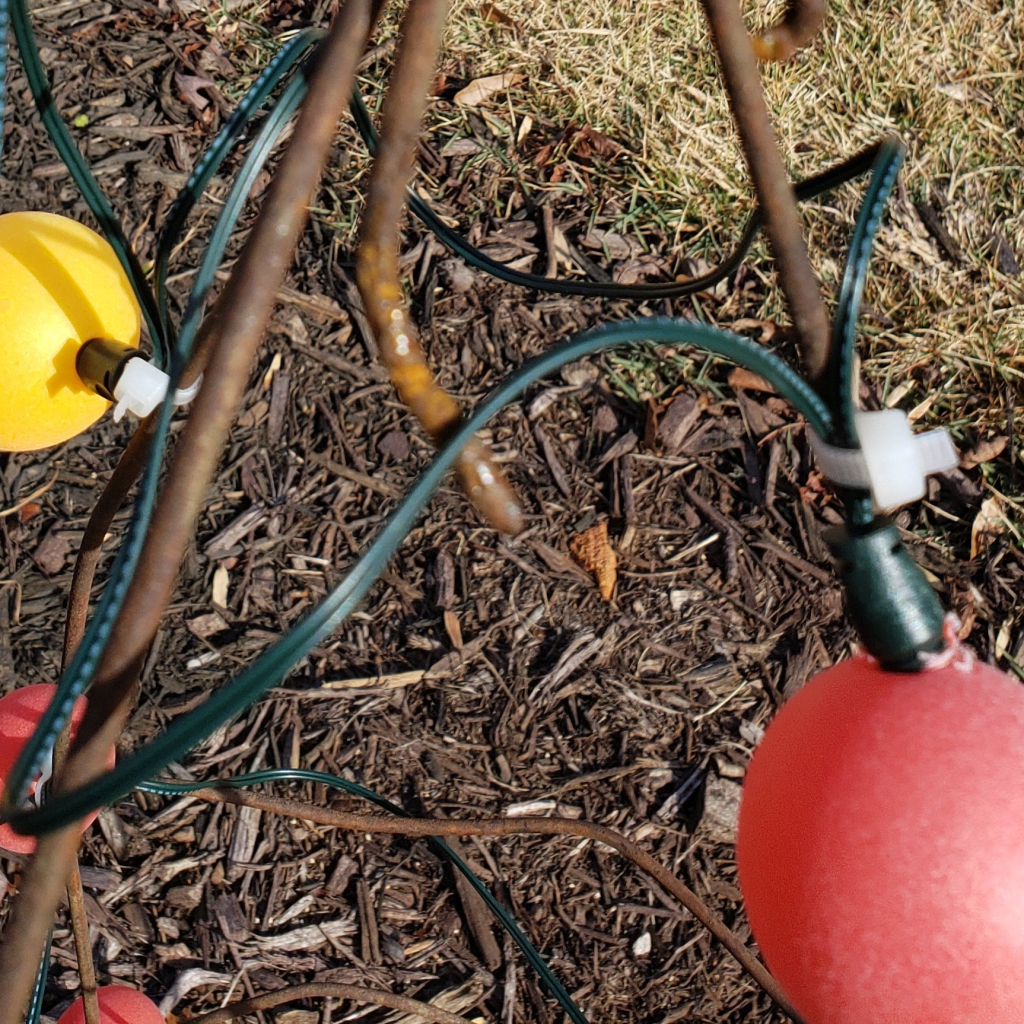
26,937 -> 49,1024
826,135 -> 906,445
7,0 -> 166,360
8,315 -> 831,835
4,68 -> 312,812
352,89 -> 885,301
822,136 -> 905,527
140,769 -> 587,1024
155,29 -> 326,333
172,73 -> 310,366
1,10 -> 916,1017
5,40 -> 313,1024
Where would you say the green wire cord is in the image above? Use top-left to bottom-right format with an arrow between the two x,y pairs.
0,13 -> 923,1017
154,29 -> 326,334
351,89 -> 886,302
141,769 -> 587,1024
8,316 -> 831,836
825,135 -> 906,445
5,62 -> 313,812
6,0 -> 166,359
0,0 -> 8,167
821,136 -> 906,528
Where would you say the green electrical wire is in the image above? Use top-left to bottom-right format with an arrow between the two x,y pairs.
6,0 -> 166,359
5,37 -> 320,1024
825,135 -> 906,445
140,769 -> 588,1024
1,10 -> 920,1016
0,0 -> 8,167
5,58 -> 314,812
351,89 -> 888,302
816,135 -> 906,529
8,315 -> 831,836
154,28 -> 326,333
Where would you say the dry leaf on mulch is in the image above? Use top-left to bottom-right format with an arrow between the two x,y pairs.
569,521 -> 617,601
971,496 -> 1006,558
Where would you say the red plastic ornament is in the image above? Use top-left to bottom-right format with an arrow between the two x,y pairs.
737,644 -> 1024,1024
57,986 -> 164,1024
0,684 -> 116,854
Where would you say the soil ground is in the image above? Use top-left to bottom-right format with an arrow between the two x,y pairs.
0,1 -> 1021,1022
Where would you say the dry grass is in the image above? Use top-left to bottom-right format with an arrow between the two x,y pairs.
440,0 -> 1023,428
210,0 -> 1024,428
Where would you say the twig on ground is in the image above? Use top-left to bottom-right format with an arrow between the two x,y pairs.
356,0 -> 523,535
66,863 -> 101,1024
702,0 -> 831,381
189,983 -> 475,1024
184,785 -> 804,1022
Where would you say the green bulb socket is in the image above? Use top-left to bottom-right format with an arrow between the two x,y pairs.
825,517 -> 947,672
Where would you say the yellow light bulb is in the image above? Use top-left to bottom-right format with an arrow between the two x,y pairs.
0,211 -> 142,452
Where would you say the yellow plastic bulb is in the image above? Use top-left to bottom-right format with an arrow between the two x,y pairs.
0,211 -> 142,452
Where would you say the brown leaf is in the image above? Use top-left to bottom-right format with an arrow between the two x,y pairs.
453,73 -> 523,107
657,392 -> 705,454
728,365 -> 776,393
33,528 -> 70,575
569,125 -> 622,160
731,318 -> 779,343
175,71 -> 216,114
580,228 -> 632,260
613,254 -> 667,285
569,522 -> 618,602
18,501 -> 42,523
479,2 -> 521,29
970,497 -> 1005,559
960,435 -> 1007,470
443,609 -> 463,649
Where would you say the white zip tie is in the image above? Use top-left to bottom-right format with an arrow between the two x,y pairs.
809,409 -> 959,510
112,359 -> 204,422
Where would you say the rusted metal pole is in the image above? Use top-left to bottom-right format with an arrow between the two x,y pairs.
703,0 -> 831,382
0,5 -> 377,1017
356,0 -> 524,534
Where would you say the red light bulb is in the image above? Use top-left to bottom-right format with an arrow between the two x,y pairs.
737,645 -> 1024,1023
57,986 -> 164,1024
0,684 -> 116,854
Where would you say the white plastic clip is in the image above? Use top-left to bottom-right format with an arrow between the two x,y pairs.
34,743 -> 54,809
809,409 -> 959,510
111,359 -> 203,422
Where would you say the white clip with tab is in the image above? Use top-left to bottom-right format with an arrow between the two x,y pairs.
809,409 -> 959,510
111,359 -> 203,422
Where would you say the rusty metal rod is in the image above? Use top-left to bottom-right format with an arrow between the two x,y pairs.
753,0 -> 827,62
703,0 -> 831,381
356,0 -> 524,534
0,5 -> 377,1017
186,784 -> 804,1022
191,983 -> 475,1024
